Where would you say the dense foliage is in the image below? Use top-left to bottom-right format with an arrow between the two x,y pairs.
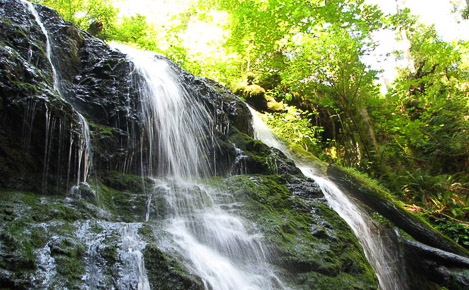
30,0 -> 468,246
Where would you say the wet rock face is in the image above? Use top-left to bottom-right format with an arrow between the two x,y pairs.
0,0 -> 79,192
222,174 -> 378,289
0,187 -> 204,289
0,0 -> 251,192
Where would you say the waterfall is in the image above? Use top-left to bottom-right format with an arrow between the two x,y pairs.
75,221 -> 150,289
118,44 -> 213,179
76,112 -> 92,185
119,224 -> 151,290
21,0 -> 91,186
111,43 -> 283,290
20,0 -> 59,90
248,106 -> 407,290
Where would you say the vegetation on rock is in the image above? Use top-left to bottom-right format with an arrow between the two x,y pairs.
220,174 -> 378,289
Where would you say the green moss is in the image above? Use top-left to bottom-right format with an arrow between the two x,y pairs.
30,226 -> 49,249
229,130 -> 300,175
143,244 -> 203,289
101,244 -> 119,264
265,94 -> 285,112
336,166 -> 435,226
12,81 -> 41,94
95,183 -> 128,220
101,171 -> 148,193
0,191 -> 92,286
135,224 -> 203,289
0,162 -> 376,289
341,167 -> 392,196
220,175 -> 377,289
343,168 -> 468,248
58,204 -> 82,221
93,174 -> 149,222
1,215 -> 37,274
234,84 -> 267,110
288,143 -> 328,173
52,237 -> 86,282
229,174 -> 293,208
230,130 -> 269,154
19,193 -> 38,207
229,131 -> 272,172
234,84 -> 266,97
138,223 -> 156,241
89,121 -> 120,136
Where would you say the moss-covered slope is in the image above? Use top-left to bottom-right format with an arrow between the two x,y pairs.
221,174 -> 377,289
0,174 -> 203,289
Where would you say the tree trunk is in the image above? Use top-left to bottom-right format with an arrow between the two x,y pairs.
327,164 -> 469,258
402,237 -> 469,288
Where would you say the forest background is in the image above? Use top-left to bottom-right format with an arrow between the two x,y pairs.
31,0 -> 469,247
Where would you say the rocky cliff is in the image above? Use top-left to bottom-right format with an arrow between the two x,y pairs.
0,0 -> 255,193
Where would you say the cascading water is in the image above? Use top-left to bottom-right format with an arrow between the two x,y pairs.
230,145 -> 248,175
248,106 -> 406,290
21,0 -> 91,186
119,224 -> 151,290
75,221 -> 150,289
20,0 -> 59,90
76,112 -> 92,185
112,43 -> 284,290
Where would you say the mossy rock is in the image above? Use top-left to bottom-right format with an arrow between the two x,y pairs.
288,143 -> 328,174
94,185 -> 146,222
229,129 -> 300,175
266,94 -> 286,112
143,244 -> 204,289
101,171 -> 149,194
0,191 -> 91,288
234,84 -> 268,111
220,175 -> 378,289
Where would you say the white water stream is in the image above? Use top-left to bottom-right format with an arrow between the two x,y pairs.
248,106 -> 405,290
112,43 -> 283,290
21,0 -> 91,186
75,221 -> 150,289
20,0 -> 59,90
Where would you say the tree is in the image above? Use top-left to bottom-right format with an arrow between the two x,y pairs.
109,14 -> 158,50
34,0 -> 118,38
194,0 -> 385,169
371,19 -> 469,222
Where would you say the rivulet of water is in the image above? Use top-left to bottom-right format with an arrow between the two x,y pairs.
248,106 -> 407,290
20,0 -> 59,90
119,224 -> 151,290
76,112 -> 92,185
21,0 -> 92,186
112,43 -> 284,290
75,221 -> 150,289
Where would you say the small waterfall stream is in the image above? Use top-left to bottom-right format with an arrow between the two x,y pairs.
21,0 -> 92,186
119,224 -> 151,290
20,0 -> 59,90
248,106 -> 406,290
112,43 -> 284,290
76,112 -> 92,185
75,221 -> 150,289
